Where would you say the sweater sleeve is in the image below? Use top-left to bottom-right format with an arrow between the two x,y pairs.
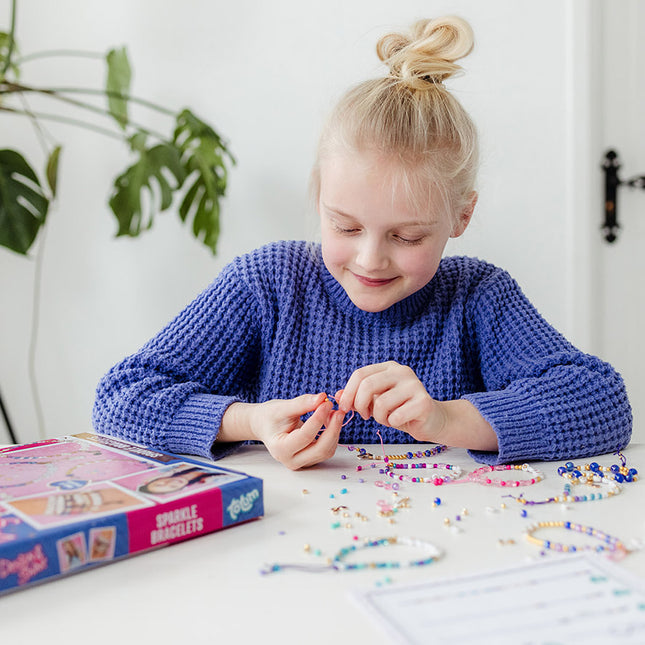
461,268 -> 632,465
92,260 -> 264,460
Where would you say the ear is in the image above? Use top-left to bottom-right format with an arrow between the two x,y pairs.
450,191 -> 478,238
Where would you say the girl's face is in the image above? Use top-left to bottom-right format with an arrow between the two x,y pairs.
318,149 -> 470,313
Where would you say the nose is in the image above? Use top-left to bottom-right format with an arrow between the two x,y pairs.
355,235 -> 389,273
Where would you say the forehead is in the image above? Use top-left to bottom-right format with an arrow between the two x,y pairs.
319,148 -> 446,223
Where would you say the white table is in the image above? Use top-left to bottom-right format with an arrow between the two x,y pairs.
2,443 -> 644,644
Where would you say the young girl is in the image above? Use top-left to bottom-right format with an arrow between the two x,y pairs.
93,16 -> 631,470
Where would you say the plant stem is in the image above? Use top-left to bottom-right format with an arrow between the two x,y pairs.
0,105 -> 135,142
2,82 -> 175,117
1,82 -> 170,142
18,92 -> 56,167
1,0 -> 17,76
15,49 -> 104,64
47,87 -> 176,117
28,215 -> 47,440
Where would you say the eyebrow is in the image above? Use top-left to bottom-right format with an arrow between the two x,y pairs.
322,203 -> 439,228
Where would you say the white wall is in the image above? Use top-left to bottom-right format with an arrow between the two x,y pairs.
1,0 -> 584,444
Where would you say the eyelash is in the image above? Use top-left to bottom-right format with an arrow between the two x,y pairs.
393,235 -> 424,246
330,222 -> 424,246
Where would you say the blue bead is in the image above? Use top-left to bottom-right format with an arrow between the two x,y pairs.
611,464 -> 620,473
406,452 -> 413,459
590,462 -> 599,471
629,468 -> 638,476
557,466 -> 566,475
565,461 -> 574,471
614,473 -> 625,483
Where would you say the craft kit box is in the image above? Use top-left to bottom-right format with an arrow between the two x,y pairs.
0,433 -> 263,595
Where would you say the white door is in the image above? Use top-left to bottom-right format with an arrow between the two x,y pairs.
596,0 -> 645,442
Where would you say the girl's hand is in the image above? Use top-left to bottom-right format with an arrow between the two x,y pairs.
337,361 -> 448,443
227,394 -> 345,470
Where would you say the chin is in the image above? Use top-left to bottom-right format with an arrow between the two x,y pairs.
350,297 -> 393,313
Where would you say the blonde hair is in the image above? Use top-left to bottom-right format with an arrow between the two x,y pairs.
312,16 -> 478,229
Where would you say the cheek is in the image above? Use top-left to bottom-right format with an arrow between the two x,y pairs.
398,247 -> 442,281
321,230 -> 352,268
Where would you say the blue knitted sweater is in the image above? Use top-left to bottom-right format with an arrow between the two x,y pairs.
92,241 -> 632,465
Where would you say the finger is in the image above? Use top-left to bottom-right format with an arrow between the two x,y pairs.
352,370 -> 404,420
339,364 -> 389,412
291,410 -> 344,469
283,400 -> 334,454
371,388 -> 414,427
283,392 -> 327,418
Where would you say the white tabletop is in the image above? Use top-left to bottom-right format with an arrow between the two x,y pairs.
2,443 -> 644,644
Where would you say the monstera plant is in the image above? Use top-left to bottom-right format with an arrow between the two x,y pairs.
0,0 -> 235,256
0,0 -> 235,444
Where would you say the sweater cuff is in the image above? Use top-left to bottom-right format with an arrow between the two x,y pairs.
461,390 -> 549,465
167,393 -> 241,460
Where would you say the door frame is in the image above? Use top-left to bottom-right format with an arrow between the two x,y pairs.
564,0 -> 603,355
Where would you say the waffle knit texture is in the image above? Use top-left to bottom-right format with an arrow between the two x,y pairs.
92,241 -> 632,465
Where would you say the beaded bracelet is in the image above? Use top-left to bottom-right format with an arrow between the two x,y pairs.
382,462 -> 463,486
350,445 -> 448,461
464,463 -> 543,487
260,535 -> 442,574
558,456 -> 638,485
509,478 -> 621,506
524,520 -> 628,557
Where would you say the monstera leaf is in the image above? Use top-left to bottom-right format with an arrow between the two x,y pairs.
109,135 -> 186,237
0,149 -> 48,254
105,47 -> 131,130
173,109 -> 235,254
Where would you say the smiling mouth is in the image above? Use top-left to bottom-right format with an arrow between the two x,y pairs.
353,273 -> 397,287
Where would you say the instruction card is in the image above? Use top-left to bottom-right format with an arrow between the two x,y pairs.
353,554 -> 645,644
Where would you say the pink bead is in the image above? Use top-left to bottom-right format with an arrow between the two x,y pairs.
500,481 -> 507,487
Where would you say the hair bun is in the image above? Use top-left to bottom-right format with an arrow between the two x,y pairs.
376,16 -> 474,89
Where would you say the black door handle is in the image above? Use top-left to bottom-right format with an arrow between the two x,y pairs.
602,150 -> 645,243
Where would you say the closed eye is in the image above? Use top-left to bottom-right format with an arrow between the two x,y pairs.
393,234 -> 424,245
331,222 -> 360,235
